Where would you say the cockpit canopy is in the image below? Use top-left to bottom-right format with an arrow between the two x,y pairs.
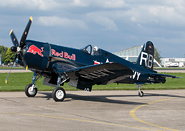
81,45 -> 101,56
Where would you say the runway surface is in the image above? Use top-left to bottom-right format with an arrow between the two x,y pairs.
0,90 -> 185,131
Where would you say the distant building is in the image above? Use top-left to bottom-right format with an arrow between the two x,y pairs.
114,45 -> 162,67
161,58 -> 185,67
114,45 -> 142,63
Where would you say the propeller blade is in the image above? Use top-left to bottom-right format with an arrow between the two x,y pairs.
9,29 -> 19,47
26,65 -> 28,71
5,69 -> 11,84
20,16 -> 33,48
5,54 -> 18,84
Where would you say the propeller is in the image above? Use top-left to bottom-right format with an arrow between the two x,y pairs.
20,16 -> 33,48
5,16 -> 33,83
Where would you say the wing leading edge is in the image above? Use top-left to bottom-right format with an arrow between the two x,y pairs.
66,63 -> 133,91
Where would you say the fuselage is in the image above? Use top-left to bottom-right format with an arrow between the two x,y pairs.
8,16 -> 174,102
23,40 -> 165,85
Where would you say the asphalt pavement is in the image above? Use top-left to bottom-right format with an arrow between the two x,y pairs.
0,90 -> 185,131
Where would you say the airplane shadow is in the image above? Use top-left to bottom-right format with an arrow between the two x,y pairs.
38,92 -> 145,105
144,92 -> 185,98
66,94 -> 144,105
38,90 -> 185,105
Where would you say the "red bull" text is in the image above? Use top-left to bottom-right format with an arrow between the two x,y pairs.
52,49 -> 76,61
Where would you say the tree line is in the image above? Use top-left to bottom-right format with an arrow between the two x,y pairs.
0,45 -> 15,64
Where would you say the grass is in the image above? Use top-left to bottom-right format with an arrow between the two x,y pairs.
0,72 -> 78,92
0,72 -> 184,92
0,67 -> 24,69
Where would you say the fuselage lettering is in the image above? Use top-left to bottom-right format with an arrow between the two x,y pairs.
132,71 -> 141,80
52,49 -> 76,61
140,52 -> 153,68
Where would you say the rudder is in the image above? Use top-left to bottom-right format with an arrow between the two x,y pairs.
136,41 -> 154,70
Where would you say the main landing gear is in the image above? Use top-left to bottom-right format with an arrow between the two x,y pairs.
52,74 -> 68,102
25,72 -> 68,102
52,87 -> 66,102
25,72 -> 41,98
25,84 -> 37,97
135,84 -> 144,97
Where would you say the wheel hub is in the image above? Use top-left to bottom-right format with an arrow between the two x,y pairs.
56,90 -> 64,99
28,85 -> 36,95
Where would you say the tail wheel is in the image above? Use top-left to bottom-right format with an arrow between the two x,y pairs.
138,91 -> 144,97
52,87 -> 66,102
25,84 -> 37,97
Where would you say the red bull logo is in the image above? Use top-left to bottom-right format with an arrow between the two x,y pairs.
27,45 -> 44,57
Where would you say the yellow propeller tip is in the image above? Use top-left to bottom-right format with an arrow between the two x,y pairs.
9,29 -> 13,35
5,80 -> 7,84
30,16 -> 33,21
26,65 -> 28,71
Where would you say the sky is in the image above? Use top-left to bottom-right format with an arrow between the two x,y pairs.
0,0 -> 185,58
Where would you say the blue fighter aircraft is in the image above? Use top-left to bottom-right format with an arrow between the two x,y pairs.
7,17 -> 178,102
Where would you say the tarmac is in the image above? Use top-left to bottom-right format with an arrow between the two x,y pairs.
0,90 -> 185,131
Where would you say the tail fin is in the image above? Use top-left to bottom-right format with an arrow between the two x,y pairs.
136,41 -> 154,71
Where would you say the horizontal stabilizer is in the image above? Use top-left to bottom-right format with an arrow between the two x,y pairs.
149,73 -> 180,78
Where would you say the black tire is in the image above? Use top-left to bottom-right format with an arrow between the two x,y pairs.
138,91 -> 144,97
52,87 -> 66,102
25,84 -> 37,97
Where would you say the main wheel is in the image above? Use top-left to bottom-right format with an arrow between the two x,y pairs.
52,87 -> 66,102
25,84 -> 37,97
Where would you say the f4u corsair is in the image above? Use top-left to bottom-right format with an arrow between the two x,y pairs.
7,17 -> 178,102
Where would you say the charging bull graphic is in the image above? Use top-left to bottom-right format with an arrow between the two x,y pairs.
27,45 -> 44,57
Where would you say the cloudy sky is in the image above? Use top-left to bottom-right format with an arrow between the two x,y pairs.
0,0 -> 185,57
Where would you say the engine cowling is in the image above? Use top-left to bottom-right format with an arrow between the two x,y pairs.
24,40 -> 50,71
